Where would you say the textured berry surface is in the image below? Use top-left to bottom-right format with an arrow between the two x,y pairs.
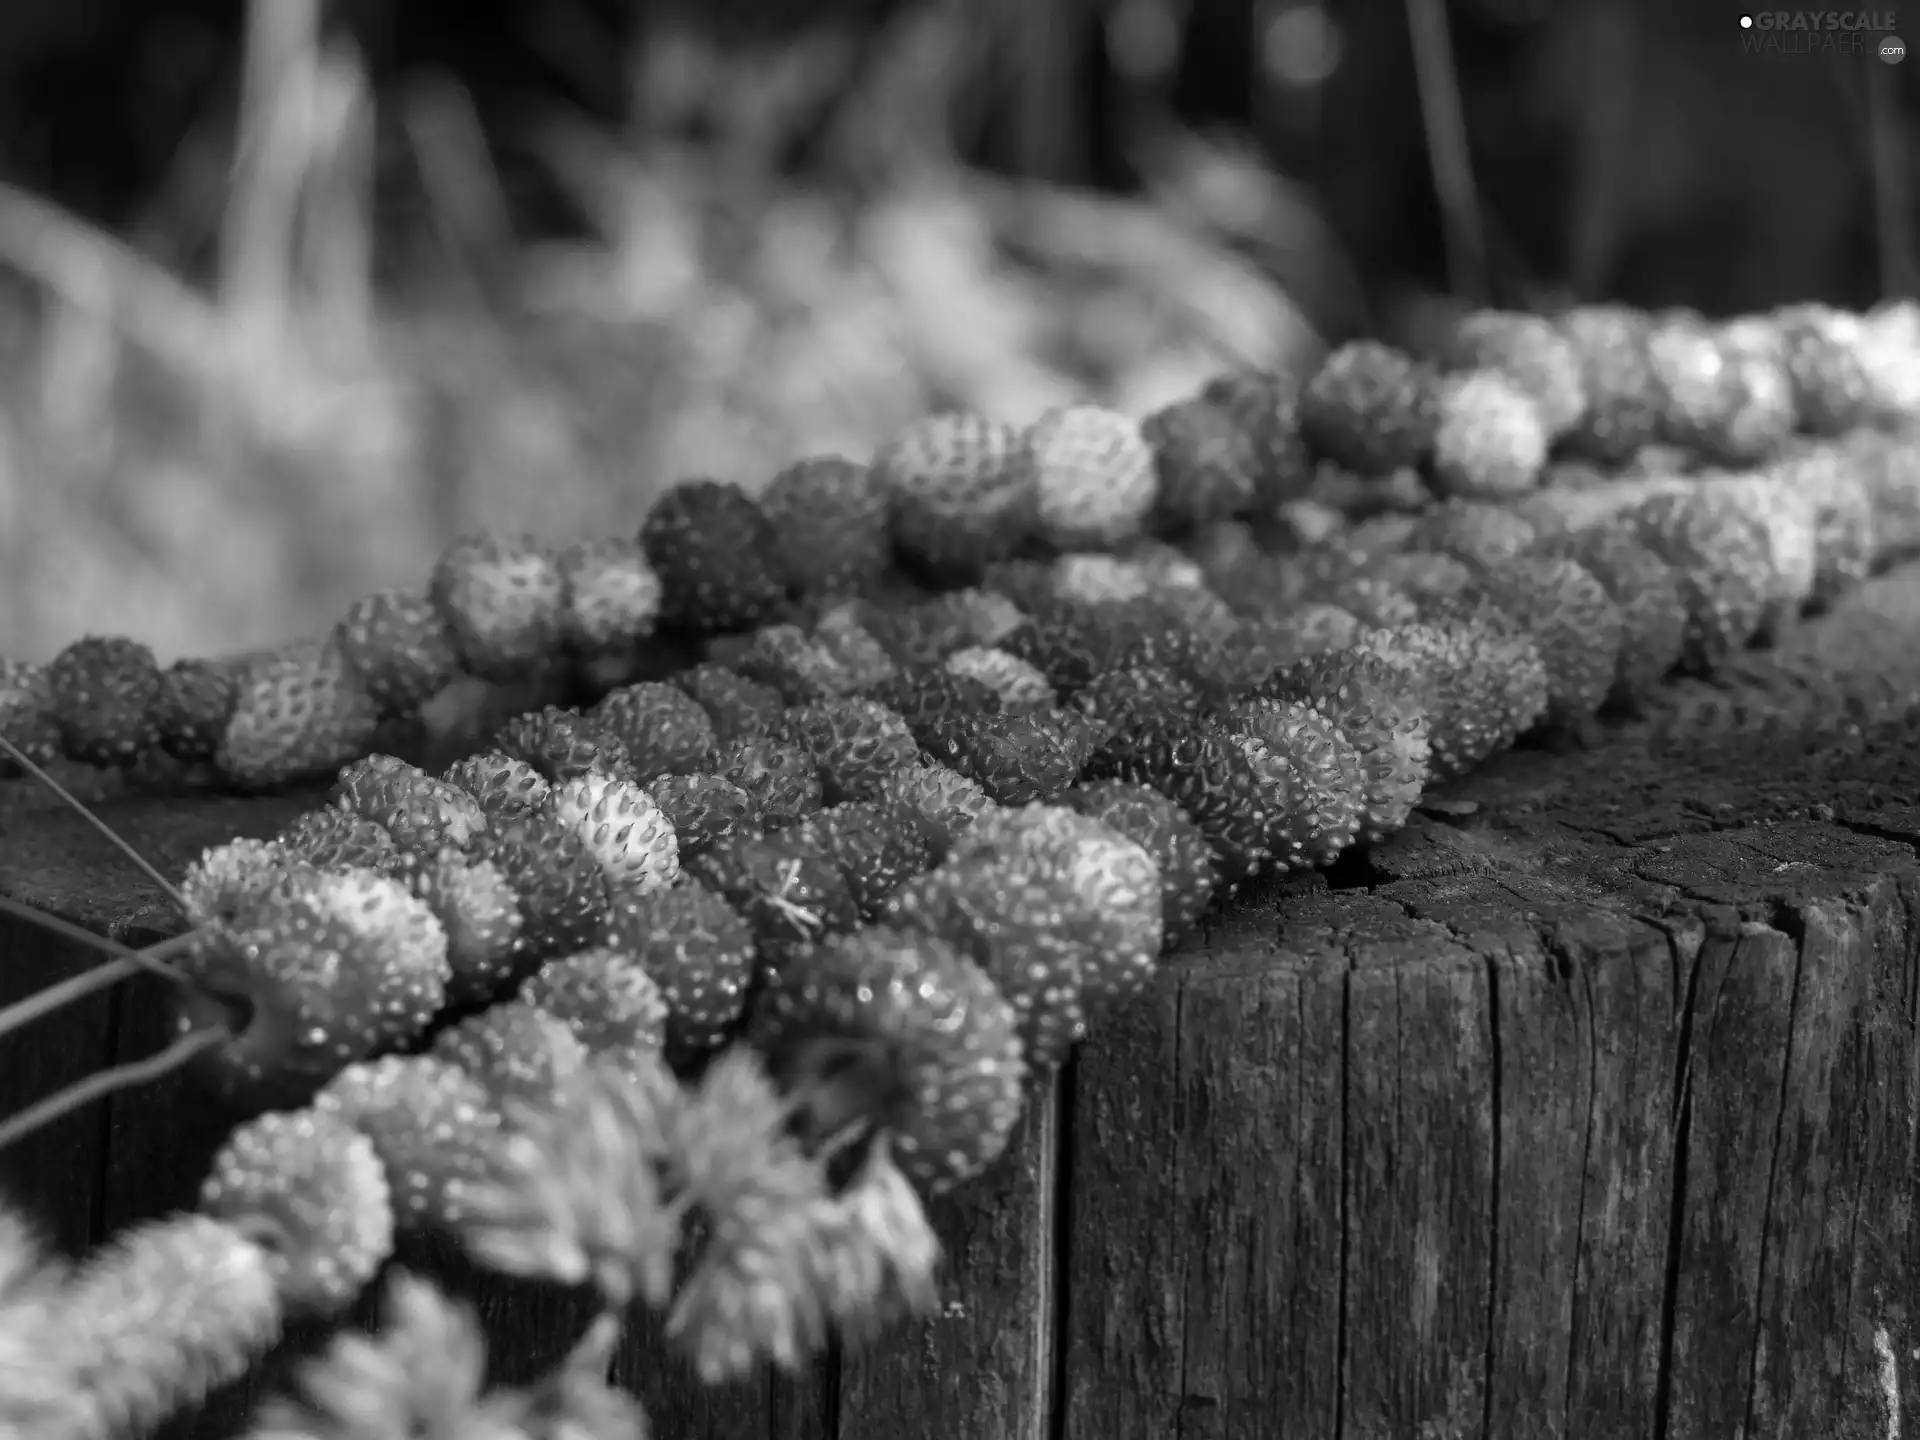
1476,556 -> 1623,725
555,537 -> 663,653
748,926 -> 1028,1195
476,804 -> 612,959
315,1055 -> 502,1230
1143,393 -> 1261,529
1557,305 -> 1665,463
410,848 -> 524,1005
640,478 -> 789,633
492,706 -> 634,785
919,708 -> 1097,805
1224,697 -> 1366,867
152,656 -> 241,763
338,753 -> 488,854
46,635 -> 163,766
778,697 -> 921,803
276,806 -> 401,874
428,534 -> 566,683
1260,650 -> 1433,842
646,773 -> 756,857
687,831 -> 861,973
876,759 -> 995,860
1063,780 -> 1217,948
431,1002 -> 590,1109
876,411 -> 1034,577
1298,341 -> 1437,474
199,1109 -> 394,1313
1084,709 -> 1275,883
520,945 -> 671,1056
943,647 -> 1056,713
761,455 -> 892,597
673,663 -> 787,746
592,681 -> 718,782
1532,524 -> 1688,709
440,752 -> 551,821
333,588 -> 460,717
718,737 -> 825,829
216,638 -> 383,789
1441,310 -> 1586,437
1429,370 -> 1548,500
600,879 -> 757,1057
735,624 -> 855,706
1199,367 -> 1316,507
1021,404 -> 1159,550
796,800 -> 935,920
547,772 -> 681,894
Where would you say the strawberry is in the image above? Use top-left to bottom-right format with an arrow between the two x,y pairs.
555,537 -> 663,653
864,588 -> 1030,668
1142,392 -> 1262,530
646,773 -> 755,858
795,801 -> 934,920
338,753 -> 489,854
476,803 -> 612,959
215,636 -> 383,790
1771,302 -> 1877,434
45,634 -> 163,765
672,663 -> 786,746
1240,605 -> 1363,668
315,1055 -> 503,1230
1198,367 -> 1317,507
1063,780 -> 1216,948
1040,553 -> 1152,608
410,847 -> 525,1006
547,772 -> 681,894
1408,499 -> 1540,572
734,623 -> 855,705
1555,305 -> 1664,464
1020,404 -> 1159,550
1224,696 -> 1367,867
1299,341 -> 1438,475
440,752 -> 551,821
591,681 -> 717,781
1355,621 -> 1548,778
333,588 -> 461,718
1531,524 -> 1687,710
1071,662 -> 1200,740
999,601 -> 1147,696
942,647 -> 1055,713
747,926 -> 1027,1194
1775,444 -> 1877,608
875,411 -> 1035,579
0,659 -> 61,772
869,665 -> 1001,744
687,830 -> 862,973
717,737 -> 825,830
431,1001 -> 589,1109
151,655 -> 242,763
1624,486 -> 1776,674
1438,310 -> 1588,437
875,759 -> 995,861
198,1109 -> 395,1312
1260,649 -> 1435,841
275,806 -> 402,873
640,478 -> 788,633
520,945 -> 670,1057
1429,370 -> 1548,500
917,708 -> 1098,805
428,533 -> 567,683
810,605 -> 900,691
491,705 -> 634,784
777,697 -> 921,803
1083,709 -> 1275,884
177,837 -> 294,931
600,879 -> 757,1058
173,865 -> 450,1107
760,454 -> 893,597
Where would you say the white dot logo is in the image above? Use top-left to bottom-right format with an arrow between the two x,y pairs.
1885,35 -> 1907,62
1740,13 -> 1753,25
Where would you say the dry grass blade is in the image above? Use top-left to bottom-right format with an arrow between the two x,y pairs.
0,1028 -> 228,1154
1404,0 -> 1488,303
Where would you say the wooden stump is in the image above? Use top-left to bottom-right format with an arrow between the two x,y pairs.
5,566 -> 1920,1440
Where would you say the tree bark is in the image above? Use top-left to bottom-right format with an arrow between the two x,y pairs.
4,564 -> 1920,1439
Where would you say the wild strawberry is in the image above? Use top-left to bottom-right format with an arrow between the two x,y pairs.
688,831 -> 861,974
1083,709 -> 1275,883
338,753 -> 488,854
761,454 -> 893,596
600,879 -> 757,1057
885,862 -> 1087,1071
1471,556 -> 1622,725
640,478 -> 788,633
410,847 -> 525,1005
795,801 -> 934,920
1429,370 -> 1548,500
1299,341 -> 1437,475
869,665 -> 1001,744
477,803 -> 612,959
199,1109 -> 394,1312
1356,621 -> 1547,777
1773,445 -> 1877,608
1771,303 -> 1877,434
216,636 -> 383,790
1199,367 -> 1317,508
950,804 -> 1164,1005
315,1055 -> 503,1230
173,865 -> 450,1107
998,602 -> 1147,695
0,659 -> 61,771
1845,425 -> 1920,561
810,605 -> 899,691
178,837 -> 293,931
1408,499 -> 1540,572
428,533 -> 567,683
333,588 -> 462,718
520,946 -> 670,1057
876,411 -> 1035,578
548,772 -> 680,894
869,589 -> 1030,669
492,705 -> 634,785
1221,697 -> 1367,866
431,1002 -> 589,1109
1438,310 -> 1587,437
876,759 -> 995,860
1695,473 -> 1818,638
151,655 -> 242,763
646,773 -> 755,858
45,634 -> 163,765
591,681 -> 717,781
1624,487 -> 1774,673
1020,404 -> 1159,550
1554,305 -> 1665,463
673,663 -> 786,746
1142,391 -> 1262,530
1531,524 -> 1687,710
1064,780 -> 1216,948
734,624 -> 854,706
1045,553 -> 1155,608
718,737 -> 824,830
1241,605 -> 1363,668
440,752 -> 551,822
555,537 -> 663,654
747,926 -> 1027,1194
777,698 -> 921,803
275,806 -> 401,873
918,708 -> 1097,805
942,647 -> 1055,713
1259,650 -> 1433,842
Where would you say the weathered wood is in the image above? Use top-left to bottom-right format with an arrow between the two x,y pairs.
4,566 -> 1920,1438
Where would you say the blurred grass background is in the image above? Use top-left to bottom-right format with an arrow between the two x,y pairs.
0,0 -> 1905,660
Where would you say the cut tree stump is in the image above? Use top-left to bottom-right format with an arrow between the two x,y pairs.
5,563 -> 1920,1440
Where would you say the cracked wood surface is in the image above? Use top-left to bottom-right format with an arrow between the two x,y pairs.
3,564 -> 1919,1439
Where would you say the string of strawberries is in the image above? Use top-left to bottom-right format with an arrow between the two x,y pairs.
3,296 -> 1920,1440
3,299 -> 1915,793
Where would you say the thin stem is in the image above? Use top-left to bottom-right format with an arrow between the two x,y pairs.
0,1027 -> 227,1153
1404,0 -> 1488,303
0,895 -> 190,981
0,923 -> 195,1046
0,737 -> 189,913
